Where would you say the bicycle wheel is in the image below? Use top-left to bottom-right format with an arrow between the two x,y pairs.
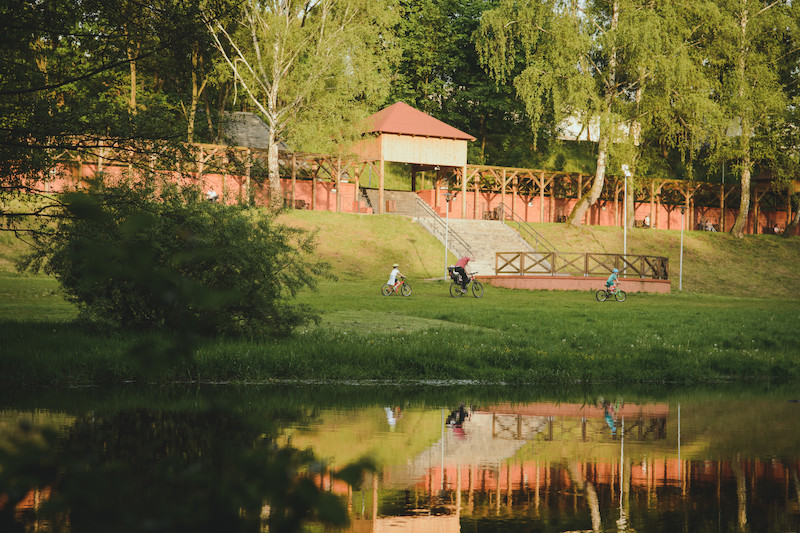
381,284 -> 393,296
595,289 -> 608,302
449,283 -> 464,298
401,283 -> 412,296
615,290 -> 627,302
471,281 -> 484,298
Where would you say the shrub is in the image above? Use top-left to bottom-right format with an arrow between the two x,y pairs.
20,182 -> 329,336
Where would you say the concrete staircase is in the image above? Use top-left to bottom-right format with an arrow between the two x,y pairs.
360,189 -> 418,216
437,219 -> 535,276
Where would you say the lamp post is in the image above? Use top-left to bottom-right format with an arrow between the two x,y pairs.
679,205 -> 685,291
621,165 -> 631,273
444,192 -> 454,280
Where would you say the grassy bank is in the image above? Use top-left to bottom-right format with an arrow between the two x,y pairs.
1,211 -> 799,387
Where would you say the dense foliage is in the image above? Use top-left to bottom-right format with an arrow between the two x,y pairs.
20,183 -> 329,337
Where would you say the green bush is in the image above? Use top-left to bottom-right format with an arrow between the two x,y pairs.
20,182 -> 329,336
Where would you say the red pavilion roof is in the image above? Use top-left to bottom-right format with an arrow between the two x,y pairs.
367,102 -> 475,141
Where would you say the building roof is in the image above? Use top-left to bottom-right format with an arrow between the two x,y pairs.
367,102 -> 476,141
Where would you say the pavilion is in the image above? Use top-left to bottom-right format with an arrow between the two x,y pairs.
354,102 -> 475,214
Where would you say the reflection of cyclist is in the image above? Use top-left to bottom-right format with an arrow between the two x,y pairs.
446,403 -> 469,428
387,263 -> 405,290
606,268 -> 619,290
453,256 -> 472,293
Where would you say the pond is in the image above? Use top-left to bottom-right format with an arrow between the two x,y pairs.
1,384 -> 798,532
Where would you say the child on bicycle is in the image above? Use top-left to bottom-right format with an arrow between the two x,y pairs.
606,268 -> 619,291
387,263 -> 405,290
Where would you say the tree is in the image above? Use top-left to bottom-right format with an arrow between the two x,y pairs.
20,183 -> 330,337
699,0 -> 796,238
477,0 -> 635,227
206,0 -> 398,206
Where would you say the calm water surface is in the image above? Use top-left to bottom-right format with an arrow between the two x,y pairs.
2,384 -> 798,532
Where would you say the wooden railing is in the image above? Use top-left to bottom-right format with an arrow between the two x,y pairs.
496,252 -> 669,280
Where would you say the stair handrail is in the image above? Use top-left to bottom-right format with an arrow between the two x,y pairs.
497,203 -> 558,254
358,185 -> 374,211
414,198 -> 474,259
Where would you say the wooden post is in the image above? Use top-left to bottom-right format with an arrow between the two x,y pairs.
753,188 -> 759,233
311,163 -> 317,211
549,175 -> 555,222
378,157 -> 385,214
650,181 -> 655,227
720,184 -> 726,232
539,171 -> 545,222
354,166 -> 361,213
461,165 -> 468,217
336,155 -> 342,213
411,166 -> 417,192
512,176 -> 517,219
291,153 -> 296,209
245,149 -> 251,206
474,171 -> 479,220
501,169 -> 507,212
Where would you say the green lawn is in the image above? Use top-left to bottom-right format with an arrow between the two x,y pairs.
1,210 -> 799,387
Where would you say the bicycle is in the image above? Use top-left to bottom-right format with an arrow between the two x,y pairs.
448,268 -> 484,298
596,282 -> 626,302
381,276 -> 412,296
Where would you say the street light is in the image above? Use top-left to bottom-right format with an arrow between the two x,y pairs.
679,205 -> 685,291
444,192 -> 454,280
621,164 -> 631,274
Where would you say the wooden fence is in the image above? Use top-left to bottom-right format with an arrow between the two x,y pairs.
496,252 -> 669,280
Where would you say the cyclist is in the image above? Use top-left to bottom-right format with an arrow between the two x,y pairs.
387,263 -> 405,291
606,268 -> 619,291
453,256 -> 472,293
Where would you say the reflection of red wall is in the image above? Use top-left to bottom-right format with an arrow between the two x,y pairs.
407,458 -> 798,494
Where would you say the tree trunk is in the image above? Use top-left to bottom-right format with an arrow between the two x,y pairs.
567,0 -> 618,228
187,41 -> 206,144
783,198 -> 799,236
730,7 -> 750,238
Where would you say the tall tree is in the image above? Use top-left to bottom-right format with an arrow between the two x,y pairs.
699,0 -> 795,238
477,0 -> 636,227
206,0 -> 398,205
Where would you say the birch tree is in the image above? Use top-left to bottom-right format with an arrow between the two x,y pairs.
206,0 -> 397,205
477,0 -> 659,227
700,0 -> 795,237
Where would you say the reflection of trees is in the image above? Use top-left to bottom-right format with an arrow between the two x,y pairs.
567,462 -> 602,532
2,408 -> 370,532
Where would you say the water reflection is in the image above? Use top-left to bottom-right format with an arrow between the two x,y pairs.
2,387 -> 799,532
283,396 -> 800,533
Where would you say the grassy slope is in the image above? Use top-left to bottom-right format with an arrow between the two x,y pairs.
515,221 -> 800,298
280,210 -> 800,298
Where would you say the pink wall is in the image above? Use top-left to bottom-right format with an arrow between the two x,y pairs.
416,187 -> 797,235
32,165 -> 797,234
481,275 -> 672,294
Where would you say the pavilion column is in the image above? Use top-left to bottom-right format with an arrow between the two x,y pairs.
411,166 -> 417,192
245,149 -> 251,206
461,165 -> 467,218
720,184 -> 726,232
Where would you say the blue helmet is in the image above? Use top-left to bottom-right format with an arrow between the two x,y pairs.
612,268 -> 619,273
